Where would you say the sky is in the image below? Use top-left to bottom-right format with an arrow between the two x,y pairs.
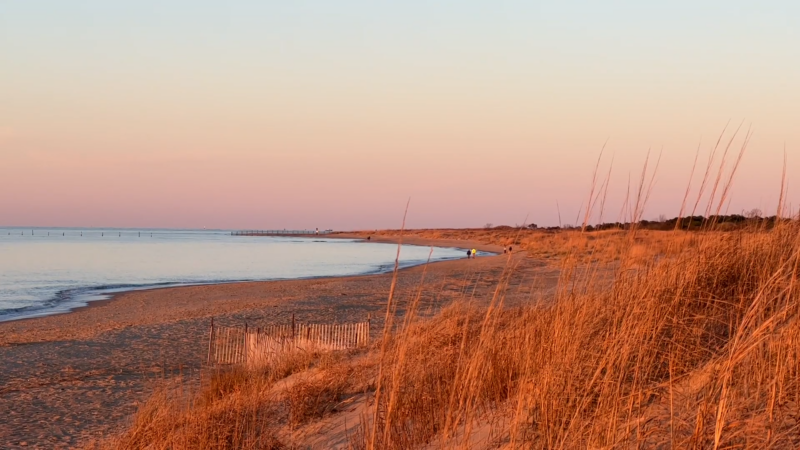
1,1 -> 798,229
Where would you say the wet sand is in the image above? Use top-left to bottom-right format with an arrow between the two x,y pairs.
0,237 -> 555,449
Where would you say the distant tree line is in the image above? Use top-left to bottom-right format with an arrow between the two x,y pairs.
586,212 -> 786,232
488,210 -> 790,232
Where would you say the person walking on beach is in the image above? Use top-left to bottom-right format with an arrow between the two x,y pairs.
471,248 -> 477,258
466,249 -> 472,259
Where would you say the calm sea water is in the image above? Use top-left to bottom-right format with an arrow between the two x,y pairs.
0,228 -> 468,322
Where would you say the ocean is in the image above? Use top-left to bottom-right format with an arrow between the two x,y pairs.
0,228 -> 467,322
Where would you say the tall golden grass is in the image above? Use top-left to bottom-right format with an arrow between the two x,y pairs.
364,222 -> 800,449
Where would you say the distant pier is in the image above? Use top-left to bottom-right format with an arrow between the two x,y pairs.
231,229 -> 333,236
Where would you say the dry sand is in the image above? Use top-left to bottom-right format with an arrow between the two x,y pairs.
0,237 -> 557,449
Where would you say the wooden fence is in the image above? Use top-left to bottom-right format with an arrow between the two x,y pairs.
207,316 -> 371,367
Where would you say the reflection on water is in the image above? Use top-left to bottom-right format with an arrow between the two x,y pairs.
0,228 -> 466,322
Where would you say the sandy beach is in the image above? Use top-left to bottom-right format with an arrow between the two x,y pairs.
0,237 -> 555,449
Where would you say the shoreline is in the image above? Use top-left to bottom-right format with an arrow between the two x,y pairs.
327,233 -> 503,253
0,236 -> 500,338
0,235 -> 499,327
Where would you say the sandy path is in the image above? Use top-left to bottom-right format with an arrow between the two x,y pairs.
0,239 -> 556,449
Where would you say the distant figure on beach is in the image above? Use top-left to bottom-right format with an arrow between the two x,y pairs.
315,228 -> 319,235
466,249 -> 471,258
503,247 -> 507,254
367,236 -> 371,241
509,246 -> 513,253
471,248 -> 477,258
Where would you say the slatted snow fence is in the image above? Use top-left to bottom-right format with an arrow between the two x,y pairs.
207,316 -> 371,368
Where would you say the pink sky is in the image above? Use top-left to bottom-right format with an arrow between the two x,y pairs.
1,118 -> 794,230
1,2 -> 798,229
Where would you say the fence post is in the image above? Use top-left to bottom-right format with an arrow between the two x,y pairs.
292,313 -> 296,340
207,318 -> 215,365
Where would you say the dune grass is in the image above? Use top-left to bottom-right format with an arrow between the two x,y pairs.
364,222 -> 800,449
